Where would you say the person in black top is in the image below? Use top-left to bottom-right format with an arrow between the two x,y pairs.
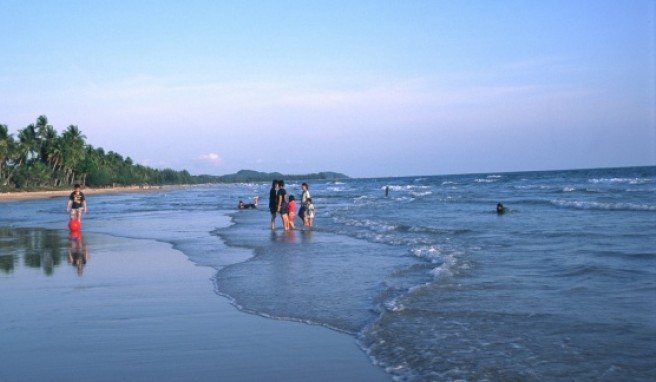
277,180 -> 289,230
66,184 -> 87,222
269,180 -> 279,230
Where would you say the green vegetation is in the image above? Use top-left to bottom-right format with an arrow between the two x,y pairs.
1,115 -> 347,192
0,115 -> 195,191
211,170 -> 348,183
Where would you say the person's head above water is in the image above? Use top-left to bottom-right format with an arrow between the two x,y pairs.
497,203 -> 505,214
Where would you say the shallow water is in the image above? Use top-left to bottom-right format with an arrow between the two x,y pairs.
0,230 -> 388,381
214,167 -> 656,381
1,166 -> 654,381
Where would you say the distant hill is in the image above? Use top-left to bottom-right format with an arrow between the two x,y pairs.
204,170 -> 349,183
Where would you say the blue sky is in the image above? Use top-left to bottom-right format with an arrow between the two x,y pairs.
1,0 -> 654,177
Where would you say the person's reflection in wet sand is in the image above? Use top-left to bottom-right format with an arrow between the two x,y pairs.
68,232 -> 89,275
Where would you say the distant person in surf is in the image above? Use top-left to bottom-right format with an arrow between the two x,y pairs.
238,196 -> 258,209
497,203 -> 506,214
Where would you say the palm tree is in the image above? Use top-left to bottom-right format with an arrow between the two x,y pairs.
16,124 -> 39,165
61,125 -> 87,185
35,115 -> 53,163
47,138 -> 65,186
0,124 -> 15,186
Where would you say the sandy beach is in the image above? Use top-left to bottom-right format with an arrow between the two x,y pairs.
0,185 -> 181,203
0,229 -> 390,382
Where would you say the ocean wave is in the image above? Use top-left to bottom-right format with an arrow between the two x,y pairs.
551,199 -> 656,212
560,187 -> 631,194
411,245 -> 442,261
351,195 -> 379,205
383,184 -> 432,192
338,217 -> 399,232
411,245 -> 466,279
584,188 -> 607,193
514,184 -> 559,191
430,264 -> 453,277
588,177 -> 652,185
410,191 -> 433,197
383,298 -> 407,312
338,218 -> 471,236
408,226 -> 472,235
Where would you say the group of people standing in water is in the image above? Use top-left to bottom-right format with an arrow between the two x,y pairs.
269,180 -> 314,230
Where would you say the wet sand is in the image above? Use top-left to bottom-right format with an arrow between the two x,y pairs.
0,229 -> 390,382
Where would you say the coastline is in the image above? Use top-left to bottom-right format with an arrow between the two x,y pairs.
0,184 -> 189,203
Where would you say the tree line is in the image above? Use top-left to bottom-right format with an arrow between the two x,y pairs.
1,115 -> 197,191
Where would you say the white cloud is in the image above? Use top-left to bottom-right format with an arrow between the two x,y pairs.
197,152 -> 222,164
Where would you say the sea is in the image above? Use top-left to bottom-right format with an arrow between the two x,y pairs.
1,166 -> 655,381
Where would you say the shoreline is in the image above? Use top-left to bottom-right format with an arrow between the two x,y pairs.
0,184 -> 190,203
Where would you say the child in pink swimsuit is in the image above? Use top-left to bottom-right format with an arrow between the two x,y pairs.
287,195 -> 297,230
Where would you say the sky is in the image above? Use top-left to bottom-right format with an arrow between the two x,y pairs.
0,0 -> 654,178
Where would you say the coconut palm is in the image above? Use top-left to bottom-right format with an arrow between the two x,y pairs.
60,125 -> 87,185
16,124 -> 39,165
0,124 -> 15,186
35,115 -> 53,163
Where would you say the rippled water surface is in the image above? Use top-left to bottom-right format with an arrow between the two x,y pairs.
2,166 -> 654,381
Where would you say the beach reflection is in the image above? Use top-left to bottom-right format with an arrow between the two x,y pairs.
68,232 -> 89,275
270,230 -> 303,244
0,227 -> 80,275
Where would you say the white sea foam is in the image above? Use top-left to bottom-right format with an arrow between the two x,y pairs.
384,298 -> 406,312
430,264 -> 453,277
411,245 -> 442,260
384,184 -> 432,192
588,177 -> 652,185
551,199 -> 656,211
394,196 -> 415,202
412,245 -> 463,279
411,191 -> 433,197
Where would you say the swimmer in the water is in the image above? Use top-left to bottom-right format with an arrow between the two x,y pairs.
497,202 -> 506,214
239,196 -> 259,209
